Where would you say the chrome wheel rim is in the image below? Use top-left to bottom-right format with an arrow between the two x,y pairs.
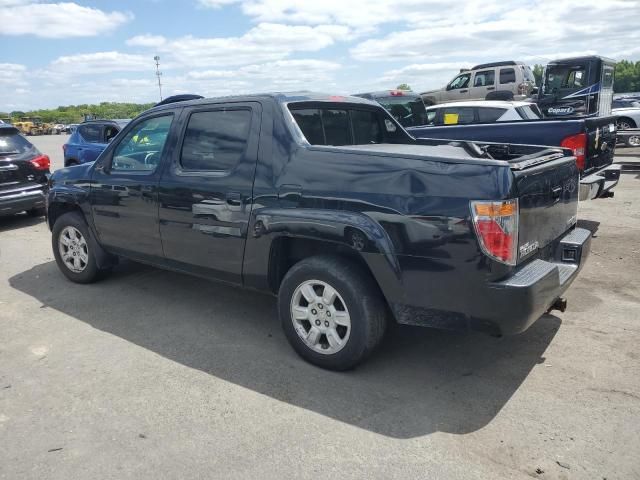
58,226 -> 89,273
290,279 -> 351,355
628,135 -> 640,147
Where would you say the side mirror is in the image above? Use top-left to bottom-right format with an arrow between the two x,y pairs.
445,84 -> 452,91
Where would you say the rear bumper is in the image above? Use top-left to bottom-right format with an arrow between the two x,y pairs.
388,228 -> 591,336
0,185 -> 45,216
579,164 -> 621,200
483,227 -> 591,335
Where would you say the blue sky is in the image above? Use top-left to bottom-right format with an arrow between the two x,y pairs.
1,0 -> 639,110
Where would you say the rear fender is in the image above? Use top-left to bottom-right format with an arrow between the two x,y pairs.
243,208 -> 402,294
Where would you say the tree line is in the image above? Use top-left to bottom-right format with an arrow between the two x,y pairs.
1,101 -> 155,124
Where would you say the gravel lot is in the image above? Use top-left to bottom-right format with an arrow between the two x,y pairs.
1,135 -> 639,479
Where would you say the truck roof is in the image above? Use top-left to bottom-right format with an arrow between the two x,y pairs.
547,55 -> 616,65
146,92 -> 379,114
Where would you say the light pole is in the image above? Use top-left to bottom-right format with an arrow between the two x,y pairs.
154,55 -> 163,101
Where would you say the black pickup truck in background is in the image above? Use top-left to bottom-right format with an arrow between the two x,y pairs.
47,93 -> 592,370
408,114 -> 621,201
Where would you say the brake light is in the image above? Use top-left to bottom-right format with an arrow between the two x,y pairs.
390,90 -> 404,96
470,199 -> 519,265
560,133 -> 587,171
30,154 -> 50,171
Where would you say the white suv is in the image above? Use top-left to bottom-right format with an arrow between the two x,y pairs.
420,61 -> 536,106
423,101 -> 543,126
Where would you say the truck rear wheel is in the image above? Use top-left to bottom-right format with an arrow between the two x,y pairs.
278,255 -> 387,370
52,212 -> 111,284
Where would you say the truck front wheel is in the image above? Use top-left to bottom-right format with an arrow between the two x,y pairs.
278,255 -> 387,370
52,212 -> 111,284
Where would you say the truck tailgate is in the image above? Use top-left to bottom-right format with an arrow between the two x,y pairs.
583,116 -> 617,173
512,155 -> 579,263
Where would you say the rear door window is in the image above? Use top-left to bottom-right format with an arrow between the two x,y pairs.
473,70 -> 495,87
441,107 -> 475,125
78,124 -> 102,143
500,68 -> 516,84
477,107 -> 507,123
180,109 -> 252,171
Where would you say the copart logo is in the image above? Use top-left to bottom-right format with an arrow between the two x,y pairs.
547,106 -> 574,115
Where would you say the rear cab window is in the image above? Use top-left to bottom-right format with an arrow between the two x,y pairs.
289,104 -> 400,146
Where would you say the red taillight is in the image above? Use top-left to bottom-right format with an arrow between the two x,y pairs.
30,154 -> 50,171
470,199 -> 519,265
560,133 -> 587,171
390,90 -> 404,96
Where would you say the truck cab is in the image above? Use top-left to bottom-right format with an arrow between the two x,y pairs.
537,56 -> 616,118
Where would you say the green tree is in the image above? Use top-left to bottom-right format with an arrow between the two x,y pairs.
396,83 -> 411,91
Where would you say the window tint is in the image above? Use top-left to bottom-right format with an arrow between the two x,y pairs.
442,107 -> 475,125
291,109 -> 324,145
522,65 -> 536,82
426,109 -> 437,125
500,68 -> 516,84
104,125 -> 119,143
473,70 -> 495,87
112,115 -> 172,173
477,107 -> 507,123
321,110 -> 350,146
291,107 -> 390,146
449,73 -> 470,90
0,131 -> 33,154
602,67 -> 614,88
180,109 -> 251,171
352,110 -> 382,144
79,124 -> 102,143
515,105 -> 543,120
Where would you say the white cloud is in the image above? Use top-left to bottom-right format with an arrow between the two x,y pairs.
0,63 -> 27,85
197,0 -> 240,7
0,2 -> 132,38
142,23 -> 350,67
126,34 -> 167,47
49,51 -> 152,74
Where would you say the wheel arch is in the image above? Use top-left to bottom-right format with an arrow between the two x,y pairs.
616,116 -> 637,128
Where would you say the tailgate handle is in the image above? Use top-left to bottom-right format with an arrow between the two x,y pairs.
552,186 -> 562,202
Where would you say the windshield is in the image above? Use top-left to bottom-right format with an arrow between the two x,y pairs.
0,131 -> 34,154
544,64 -> 588,93
376,96 -> 428,127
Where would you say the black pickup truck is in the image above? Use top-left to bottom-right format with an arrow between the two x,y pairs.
47,93 -> 591,370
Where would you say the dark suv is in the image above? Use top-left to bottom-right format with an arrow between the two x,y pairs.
0,125 -> 50,217
63,119 -> 129,167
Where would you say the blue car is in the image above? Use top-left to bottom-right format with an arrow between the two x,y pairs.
63,119 -> 130,167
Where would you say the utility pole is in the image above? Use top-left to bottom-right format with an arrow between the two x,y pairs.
154,55 -> 163,101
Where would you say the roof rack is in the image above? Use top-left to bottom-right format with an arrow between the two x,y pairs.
155,94 -> 204,107
471,60 -> 520,70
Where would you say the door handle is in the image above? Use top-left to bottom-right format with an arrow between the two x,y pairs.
487,87 -> 495,90
460,90 -> 468,93
552,186 -> 562,202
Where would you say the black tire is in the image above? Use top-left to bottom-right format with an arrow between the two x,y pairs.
486,90 -> 514,101
278,255 -> 387,370
616,117 -> 636,130
28,207 -> 46,217
52,212 -> 110,284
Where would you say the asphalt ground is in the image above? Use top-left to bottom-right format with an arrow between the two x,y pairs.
1,134 -> 639,479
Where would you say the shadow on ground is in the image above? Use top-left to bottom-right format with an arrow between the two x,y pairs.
0,213 -> 44,233
10,261 -> 560,439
